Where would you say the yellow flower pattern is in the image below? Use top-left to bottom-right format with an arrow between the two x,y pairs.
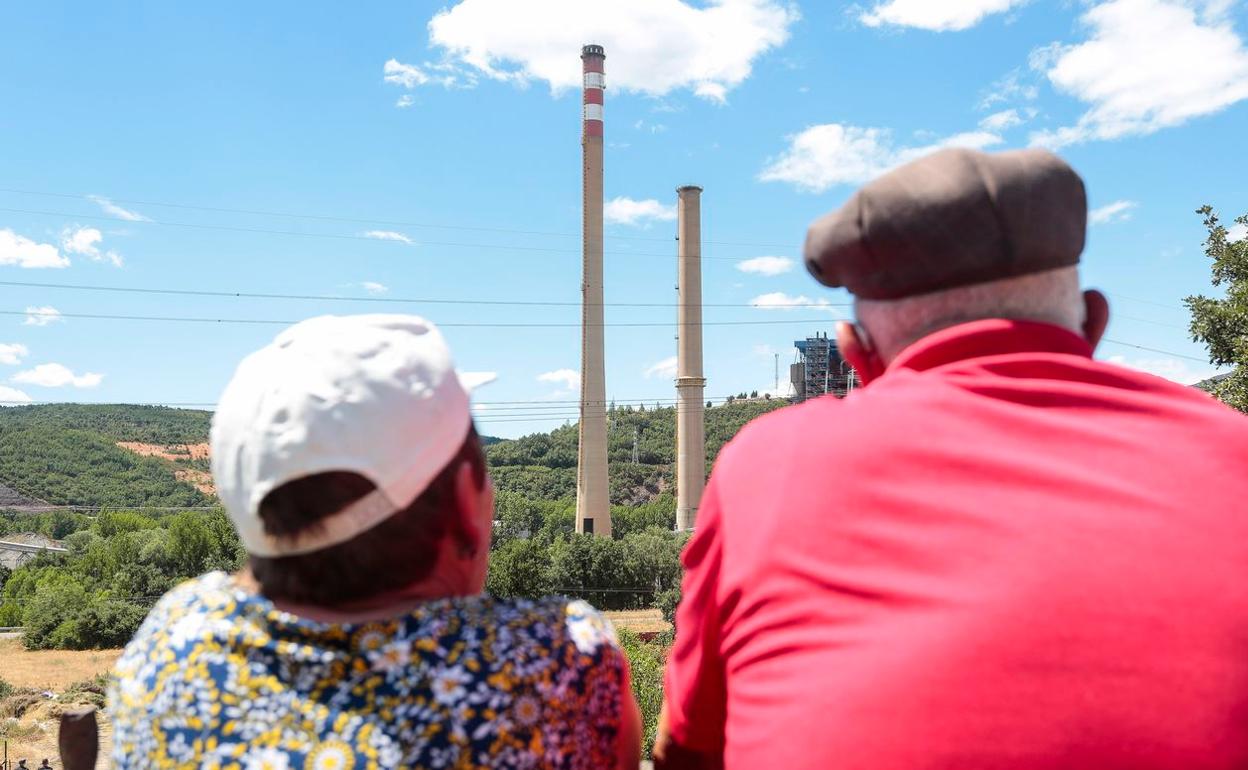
108,572 -> 625,768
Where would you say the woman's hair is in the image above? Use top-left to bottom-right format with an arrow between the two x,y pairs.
249,427 -> 486,606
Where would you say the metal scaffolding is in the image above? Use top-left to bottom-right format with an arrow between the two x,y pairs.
790,332 -> 856,402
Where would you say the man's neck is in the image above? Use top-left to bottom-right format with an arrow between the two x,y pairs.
233,567 -> 480,624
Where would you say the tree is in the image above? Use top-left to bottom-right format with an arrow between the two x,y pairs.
1186,206 -> 1248,412
23,573 -> 90,650
486,538 -> 553,598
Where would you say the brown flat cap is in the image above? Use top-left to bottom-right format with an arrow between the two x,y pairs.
803,147 -> 1087,299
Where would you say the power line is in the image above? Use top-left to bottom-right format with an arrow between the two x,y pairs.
0,206 -> 747,261
1,308 -> 838,327
1100,338 -> 1210,362
0,194 -> 1205,311
0,279 -> 849,310
0,187 -> 793,249
0,395 -> 764,409
3,307 -> 1210,359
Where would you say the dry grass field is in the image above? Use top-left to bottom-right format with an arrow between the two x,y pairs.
0,638 -> 117,768
605,608 -> 670,635
0,638 -> 120,690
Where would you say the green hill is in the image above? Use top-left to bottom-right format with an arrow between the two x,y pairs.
0,398 -> 789,512
486,398 -> 788,505
0,405 -> 215,509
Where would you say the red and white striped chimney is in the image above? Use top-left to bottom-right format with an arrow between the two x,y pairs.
576,44 -> 611,537
582,44 -> 605,139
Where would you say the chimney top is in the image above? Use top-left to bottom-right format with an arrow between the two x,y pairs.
581,44 -> 605,58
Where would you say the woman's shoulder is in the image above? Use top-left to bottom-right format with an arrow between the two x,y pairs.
446,595 -> 622,656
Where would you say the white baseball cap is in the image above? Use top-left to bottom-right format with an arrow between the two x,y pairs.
210,314 -> 491,557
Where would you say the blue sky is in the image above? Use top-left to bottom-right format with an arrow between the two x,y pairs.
1,0 -> 1245,437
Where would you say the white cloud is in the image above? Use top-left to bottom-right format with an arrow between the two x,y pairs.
1104,355 -> 1221,385
60,226 -> 123,267
978,108 -> 1024,131
361,281 -> 389,295
396,94 -> 416,108
23,306 -> 63,327
361,230 -> 414,244
383,58 -> 468,92
384,58 -> 430,88
421,0 -> 798,103
0,385 -> 32,404
750,292 -> 839,314
694,82 -> 729,104
459,370 -> 499,390
979,68 -> 1040,109
644,356 -> 679,379
1089,200 -> 1138,225
1030,0 -> 1248,148
0,344 -> 29,365
0,229 -> 70,269
633,119 -> 668,134
759,123 -> 1003,193
88,194 -> 149,222
1228,222 -> 1248,242
12,363 -> 103,388
859,0 -> 1027,31
537,368 -> 580,392
604,197 -> 677,226
736,255 -> 795,276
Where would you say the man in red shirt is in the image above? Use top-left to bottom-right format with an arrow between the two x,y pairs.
656,148 -> 1248,769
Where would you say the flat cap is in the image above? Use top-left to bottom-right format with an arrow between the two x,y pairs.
803,147 -> 1087,299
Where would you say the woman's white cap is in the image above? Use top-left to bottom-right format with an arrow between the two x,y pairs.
210,314 -> 491,557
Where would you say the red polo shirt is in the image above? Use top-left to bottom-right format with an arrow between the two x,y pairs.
666,319 -> 1248,769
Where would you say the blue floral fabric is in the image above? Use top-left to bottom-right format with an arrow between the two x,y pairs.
108,572 -> 626,769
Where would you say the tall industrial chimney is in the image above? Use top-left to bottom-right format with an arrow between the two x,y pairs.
675,185 -> 706,532
576,44 -> 611,538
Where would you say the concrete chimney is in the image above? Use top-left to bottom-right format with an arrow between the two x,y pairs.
675,185 -> 706,532
576,44 -> 611,538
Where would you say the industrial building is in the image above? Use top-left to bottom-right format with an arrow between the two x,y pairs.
790,333 -> 857,401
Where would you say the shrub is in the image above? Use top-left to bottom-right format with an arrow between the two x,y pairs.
61,675 -> 109,709
618,628 -> 666,756
77,599 -> 148,649
653,585 -> 682,627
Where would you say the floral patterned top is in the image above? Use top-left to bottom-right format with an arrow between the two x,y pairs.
108,572 -> 628,769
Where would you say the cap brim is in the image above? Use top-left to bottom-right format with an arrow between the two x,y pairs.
457,371 -> 498,392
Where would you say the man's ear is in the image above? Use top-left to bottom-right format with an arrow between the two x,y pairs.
836,321 -> 885,386
452,462 -> 487,558
1082,289 -> 1109,351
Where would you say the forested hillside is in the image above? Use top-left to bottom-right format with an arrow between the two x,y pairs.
0,405 -> 214,508
0,399 -> 789,512
487,398 -> 788,504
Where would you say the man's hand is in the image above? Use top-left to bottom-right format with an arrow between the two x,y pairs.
652,702 -> 724,770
